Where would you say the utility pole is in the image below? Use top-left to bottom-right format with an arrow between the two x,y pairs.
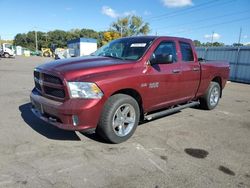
238,27 -> 242,45
211,31 -> 214,46
35,29 -> 38,52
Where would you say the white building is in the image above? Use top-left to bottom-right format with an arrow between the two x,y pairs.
16,46 -> 22,55
67,38 -> 97,57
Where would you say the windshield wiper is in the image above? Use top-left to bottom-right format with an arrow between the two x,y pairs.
102,55 -> 124,60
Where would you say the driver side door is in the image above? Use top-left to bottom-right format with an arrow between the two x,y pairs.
144,41 -> 182,111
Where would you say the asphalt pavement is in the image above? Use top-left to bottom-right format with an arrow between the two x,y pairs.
0,56 -> 249,188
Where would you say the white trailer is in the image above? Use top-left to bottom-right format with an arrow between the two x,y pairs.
67,38 -> 97,57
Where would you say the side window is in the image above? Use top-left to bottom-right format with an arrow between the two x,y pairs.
179,42 -> 194,62
154,41 -> 177,62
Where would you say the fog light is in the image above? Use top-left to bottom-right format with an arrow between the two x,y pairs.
72,115 -> 79,126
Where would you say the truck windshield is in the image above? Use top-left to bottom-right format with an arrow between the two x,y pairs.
92,37 -> 155,60
5,44 -> 12,49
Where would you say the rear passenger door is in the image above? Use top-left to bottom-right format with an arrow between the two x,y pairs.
178,41 -> 200,101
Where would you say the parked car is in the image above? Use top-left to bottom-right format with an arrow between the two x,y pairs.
30,36 -> 230,143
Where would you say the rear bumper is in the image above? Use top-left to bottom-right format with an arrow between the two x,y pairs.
30,89 -> 104,131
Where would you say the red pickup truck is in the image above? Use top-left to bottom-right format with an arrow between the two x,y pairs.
30,36 -> 229,143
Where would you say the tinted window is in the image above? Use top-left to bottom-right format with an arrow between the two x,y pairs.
154,42 -> 177,62
93,37 -> 155,60
180,42 -> 194,61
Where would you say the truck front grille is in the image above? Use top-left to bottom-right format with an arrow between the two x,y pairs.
34,70 -> 65,100
44,86 -> 65,98
43,73 -> 63,85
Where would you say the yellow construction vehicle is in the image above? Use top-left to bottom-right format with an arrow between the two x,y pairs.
41,48 -> 53,57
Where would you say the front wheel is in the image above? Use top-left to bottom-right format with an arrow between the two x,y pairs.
97,94 -> 140,144
199,81 -> 221,110
4,53 -> 10,58
43,52 -> 50,57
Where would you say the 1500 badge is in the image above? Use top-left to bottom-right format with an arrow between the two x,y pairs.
141,82 -> 159,88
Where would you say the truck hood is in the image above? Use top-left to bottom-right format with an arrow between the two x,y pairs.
37,56 -> 135,81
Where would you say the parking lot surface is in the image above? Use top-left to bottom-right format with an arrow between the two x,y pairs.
0,56 -> 249,188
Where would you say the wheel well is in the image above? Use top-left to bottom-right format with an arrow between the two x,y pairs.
212,76 -> 222,97
112,89 -> 144,120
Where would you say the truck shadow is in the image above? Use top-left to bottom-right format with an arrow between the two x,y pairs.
19,103 -> 183,143
79,132 -> 108,143
19,103 -> 81,141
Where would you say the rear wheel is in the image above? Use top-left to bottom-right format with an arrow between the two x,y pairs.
97,94 -> 140,144
199,81 -> 221,110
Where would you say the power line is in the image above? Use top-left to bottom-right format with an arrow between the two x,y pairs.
146,0 -> 217,20
146,0 -> 235,22
166,16 -> 250,35
155,9 -> 249,31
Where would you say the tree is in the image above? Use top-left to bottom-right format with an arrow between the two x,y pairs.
111,15 -> 150,37
101,31 -> 120,46
14,28 -> 102,50
47,30 -> 68,48
14,33 -> 27,47
80,29 -> 99,39
232,43 -> 243,47
193,40 -> 202,47
212,42 -> 224,47
201,42 -> 224,47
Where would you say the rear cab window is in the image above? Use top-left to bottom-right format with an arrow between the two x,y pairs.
179,42 -> 194,62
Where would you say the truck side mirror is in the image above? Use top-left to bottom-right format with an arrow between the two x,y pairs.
149,53 -> 157,65
150,53 -> 173,65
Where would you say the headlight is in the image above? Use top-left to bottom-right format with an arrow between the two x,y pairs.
68,82 -> 103,99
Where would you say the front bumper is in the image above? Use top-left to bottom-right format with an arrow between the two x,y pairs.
30,89 -> 104,131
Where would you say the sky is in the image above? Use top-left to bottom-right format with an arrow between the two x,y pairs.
0,0 -> 250,45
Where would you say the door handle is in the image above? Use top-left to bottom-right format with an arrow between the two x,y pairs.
192,67 -> 200,72
172,69 -> 181,74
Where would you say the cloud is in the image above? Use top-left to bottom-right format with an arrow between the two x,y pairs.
204,33 -> 221,41
65,7 -> 72,11
101,6 -> 137,18
162,0 -> 193,8
101,6 -> 119,18
243,35 -> 248,39
144,10 -> 152,16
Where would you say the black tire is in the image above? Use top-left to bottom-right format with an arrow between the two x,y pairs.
4,53 -> 10,58
43,52 -> 50,57
199,81 -> 221,110
97,94 -> 140,144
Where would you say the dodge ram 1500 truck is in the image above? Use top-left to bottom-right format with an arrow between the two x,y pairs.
30,36 -> 230,143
